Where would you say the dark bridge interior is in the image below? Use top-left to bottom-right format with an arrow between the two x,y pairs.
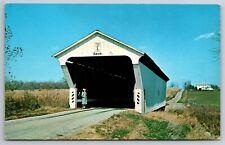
66,56 -> 135,108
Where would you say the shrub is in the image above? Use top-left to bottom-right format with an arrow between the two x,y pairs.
189,105 -> 220,136
23,91 -> 40,110
5,91 -> 40,118
5,95 -> 17,116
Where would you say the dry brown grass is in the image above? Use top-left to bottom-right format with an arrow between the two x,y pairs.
64,109 -> 216,140
166,88 -> 179,101
144,111 -> 188,124
6,106 -> 69,120
140,110 -> 216,140
5,89 -> 69,108
143,110 -> 217,140
178,90 -> 220,139
94,111 -> 134,139
166,88 -> 179,97
187,106 -> 220,139
5,89 -> 69,120
64,110 -> 140,140
63,127 -> 106,140
125,120 -> 148,139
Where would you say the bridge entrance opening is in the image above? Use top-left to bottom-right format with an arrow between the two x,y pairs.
66,56 -> 135,108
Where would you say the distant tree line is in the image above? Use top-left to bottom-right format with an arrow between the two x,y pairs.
183,81 -> 220,91
183,81 -> 196,90
5,79 -> 69,90
169,82 -> 179,88
210,84 -> 220,91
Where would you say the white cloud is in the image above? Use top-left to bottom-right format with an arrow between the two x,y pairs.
194,32 -> 216,41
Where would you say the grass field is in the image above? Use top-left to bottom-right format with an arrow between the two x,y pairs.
5,88 -> 179,120
64,90 -> 220,140
179,90 -> 220,107
178,90 -> 220,137
5,89 -> 69,120
5,89 -> 220,139
64,110 -> 192,140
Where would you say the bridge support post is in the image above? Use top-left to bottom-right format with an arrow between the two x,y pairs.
69,88 -> 77,109
61,65 -> 77,109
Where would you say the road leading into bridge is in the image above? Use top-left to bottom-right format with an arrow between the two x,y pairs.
5,108 -> 124,140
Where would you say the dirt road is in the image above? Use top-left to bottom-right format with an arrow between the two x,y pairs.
167,89 -> 184,105
5,108 -> 124,140
166,90 -> 185,111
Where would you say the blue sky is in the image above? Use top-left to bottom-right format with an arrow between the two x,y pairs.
5,4 -> 220,87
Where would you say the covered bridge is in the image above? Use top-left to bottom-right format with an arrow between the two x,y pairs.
53,30 -> 169,113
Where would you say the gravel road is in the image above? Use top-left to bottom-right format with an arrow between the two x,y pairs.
5,108 -> 124,140
166,90 -> 186,111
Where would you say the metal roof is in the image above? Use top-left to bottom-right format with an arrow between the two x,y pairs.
139,53 -> 170,82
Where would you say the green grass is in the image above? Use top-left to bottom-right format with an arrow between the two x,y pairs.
144,119 -> 191,140
178,90 -> 220,137
179,90 -> 220,107
90,112 -> 191,140
127,113 -> 142,122
127,114 -> 191,140
111,129 -> 130,139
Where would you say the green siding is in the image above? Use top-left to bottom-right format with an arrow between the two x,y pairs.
139,63 -> 166,112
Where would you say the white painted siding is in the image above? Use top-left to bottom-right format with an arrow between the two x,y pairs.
57,35 -> 142,65
139,63 -> 166,112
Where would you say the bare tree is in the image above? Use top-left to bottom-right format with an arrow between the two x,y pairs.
5,13 -> 23,89
210,32 -> 220,61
